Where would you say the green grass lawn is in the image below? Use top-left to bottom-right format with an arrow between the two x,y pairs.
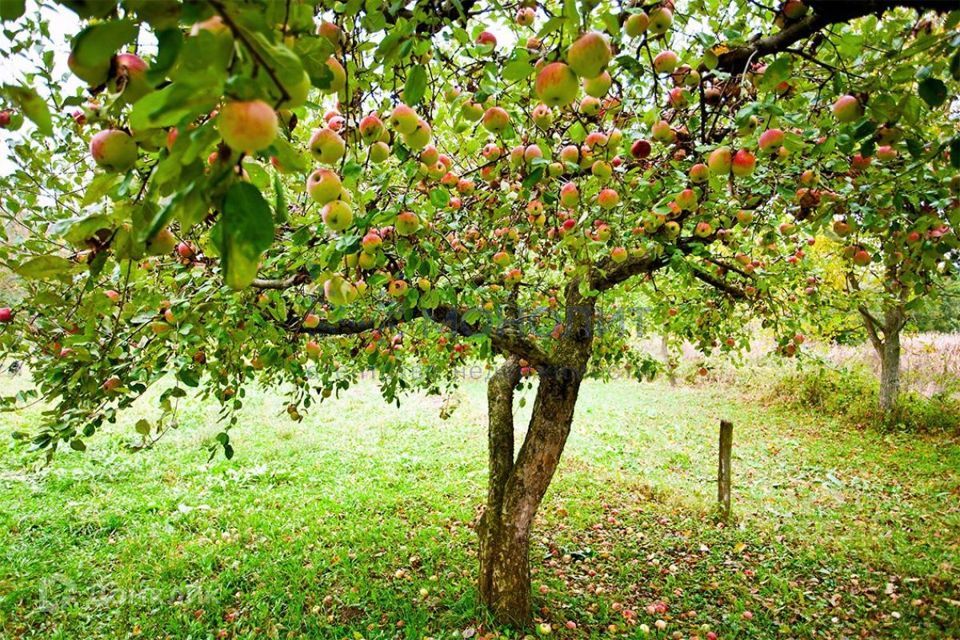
1,373 -> 958,639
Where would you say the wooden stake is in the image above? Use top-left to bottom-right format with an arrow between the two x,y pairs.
718,420 -> 733,521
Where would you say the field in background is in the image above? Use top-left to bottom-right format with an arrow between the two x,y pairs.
643,332 -> 960,400
1,373 -> 958,639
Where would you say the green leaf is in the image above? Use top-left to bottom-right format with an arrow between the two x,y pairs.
3,85 -> 52,135
69,438 -> 86,452
503,60 -> 534,81
211,183 -> 275,289
15,255 -> 75,279
0,0 -> 25,21
135,419 -> 152,435
918,77 -> 948,108
429,188 -> 450,207
54,214 -> 113,247
404,65 -> 428,106
148,28 -> 183,83
72,20 -> 138,71
129,81 -> 223,130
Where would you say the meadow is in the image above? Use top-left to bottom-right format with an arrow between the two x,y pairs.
1,370 -> 958,639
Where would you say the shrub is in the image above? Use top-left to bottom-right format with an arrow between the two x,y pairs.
769,364 -> 960,434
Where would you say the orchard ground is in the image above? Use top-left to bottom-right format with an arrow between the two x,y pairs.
1,372 -> 959,639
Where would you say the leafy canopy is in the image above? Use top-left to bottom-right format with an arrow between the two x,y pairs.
0,0 -> 958,457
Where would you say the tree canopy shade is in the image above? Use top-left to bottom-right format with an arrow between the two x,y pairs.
0,0 -> 959,625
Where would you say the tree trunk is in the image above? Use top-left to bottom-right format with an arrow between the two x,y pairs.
478,364 -> 582,625
879,306 -> 904,413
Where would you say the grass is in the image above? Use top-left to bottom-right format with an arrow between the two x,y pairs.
1,372 -> 959,639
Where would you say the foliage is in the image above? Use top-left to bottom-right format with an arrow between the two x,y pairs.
769,361 -> 960,432
0,0 -> 957,456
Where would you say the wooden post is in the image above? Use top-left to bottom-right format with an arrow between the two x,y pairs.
718,420 -> 733,521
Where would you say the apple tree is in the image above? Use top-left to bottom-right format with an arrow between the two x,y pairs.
1,0 -> 959,625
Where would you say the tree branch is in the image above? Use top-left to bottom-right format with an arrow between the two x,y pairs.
690,265 -> 747,299
717,0 -> 956,74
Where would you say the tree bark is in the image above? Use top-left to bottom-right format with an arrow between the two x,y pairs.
879,306 -> 904,413
478,364 -> 583,625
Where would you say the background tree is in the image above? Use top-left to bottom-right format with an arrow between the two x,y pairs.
0,0 -> 958,626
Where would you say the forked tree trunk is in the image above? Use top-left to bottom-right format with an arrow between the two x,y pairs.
478,363 -> 583,625
879,307 -> 903,414
860,303 -> 906,415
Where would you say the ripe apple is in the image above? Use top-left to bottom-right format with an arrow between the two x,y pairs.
0,110 -> 12,128
303,313 -> 321,329
731,149 -> 756,177
651,120 -> 674,143
218,100 -> 278,152
611,246 -> 628,263
359,114 -> 385,143
694,221 -> 713,237
515,7 -> 535,26
421,144 -> 439,165
532,103 -> 554,129
708,147 -> 732,174
689,163 -> 709,183
369,141 -> 390,163
321,200 -> 354,231
625,12 -> 649,37
676,188 -> 697,211
389,105 -> 420,135
736,209 -> 754,225
668,87 -> 689,108
482,106 -> 510,132
782,0 -> 808,19
104,289 -> 120,302
653,50 -> 679,74
305,340 -> 322,359
395,211 -> 421,236
309,127 -> 346,164
560,145 -> 580,164
307,168 -> 342,204
0,307 -> 12,323
524,144 -> 543,164
583,71 -> 611,98
853,248 -> 872,266
111,53 -> 151,103
648,7 -> 673,34
361,231 -> 382,252
90,129 -> 138,171
832,94 -> 862,123
387,279 -> 409,298
176,242 -> 195,259
567,32 -> 611,79
758,128 -> 784,153
493,251 -> 511,266
833,219 -> 852,236
579,96 -> 601,116
460,101 -> 484,122
102,375 -> 122,392
560,182 -> 579,207
146,227 -> 176,255
631,139 -> 652,159
592,160 -> 612,179
876,145 -> 897,161
597,188 -> 620,209
850,152 -> 872,171
403,119 -> 432,150
476,31 -> 497,48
